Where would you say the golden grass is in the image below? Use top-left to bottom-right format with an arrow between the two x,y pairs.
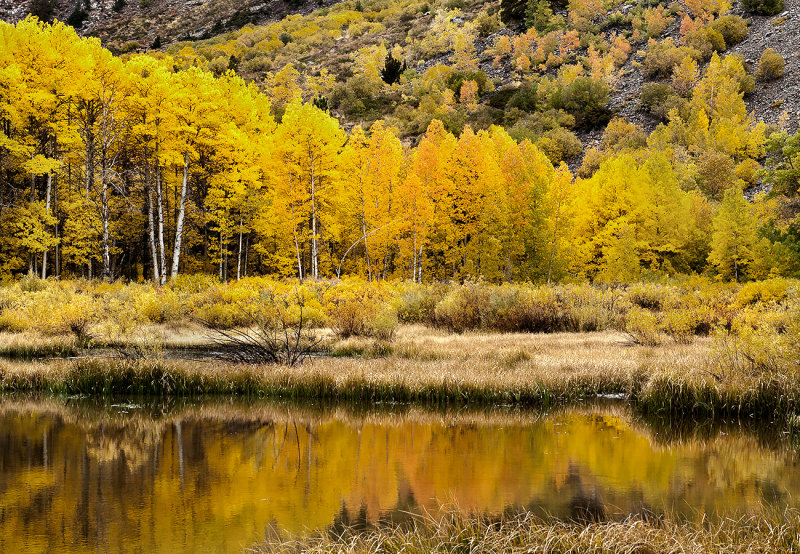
1,326 -> 795,419
251,507 -> 800,554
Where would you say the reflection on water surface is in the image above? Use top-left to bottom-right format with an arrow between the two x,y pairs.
0,397 -> 797,553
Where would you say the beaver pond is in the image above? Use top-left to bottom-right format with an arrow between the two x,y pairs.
0,396 -> 797,552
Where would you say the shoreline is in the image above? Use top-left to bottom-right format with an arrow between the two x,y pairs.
1,328 -> 797,422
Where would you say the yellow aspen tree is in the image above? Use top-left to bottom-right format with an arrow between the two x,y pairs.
414,120 -> 457,281
269,100 -> 344,279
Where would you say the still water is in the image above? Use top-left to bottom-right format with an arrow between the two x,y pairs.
0,396 -> 798,552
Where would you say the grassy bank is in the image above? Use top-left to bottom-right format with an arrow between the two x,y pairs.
0,277 -> 797,419
252,508 -> 800,554
1,328 -> 798,419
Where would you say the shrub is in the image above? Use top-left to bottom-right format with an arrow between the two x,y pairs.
741,0 -> 784,15
433,283 -> 491,332
397,286 -> 445,324
30,0 -> 57,21
381,54 -> 406,85
474,11 -> 503,36
507,84 -> 540,112
683,28 -> 724,59
625,307 -> 663,346
627,284 -> 671,311
536,126 -> 582,163
709,15 -> 749,47
445,71 -> 493,98
20,274 -> 47,292
67,3 -> 89,28
735,278 -> 788,306
202,290 -> 322,366
551,77 -> 610,128
643,39 -> 700,77
325,281 -> 398,340
0,309 -> 27,333
640,82 -> 683,120
755,48 -> 785,81
660,309 -> 698,344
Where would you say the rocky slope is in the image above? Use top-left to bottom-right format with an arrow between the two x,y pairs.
0,0 -> 341,50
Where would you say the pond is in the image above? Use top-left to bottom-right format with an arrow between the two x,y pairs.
0,396 -> 797,552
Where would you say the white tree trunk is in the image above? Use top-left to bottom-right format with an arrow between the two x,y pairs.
237,216 -> 243,281
170,153 -> 189,279
310,155 -> 318,279
100,153 -> 111,279
42,171 -> 52,280
156,167 -> 166,285
147,178 -> 160,283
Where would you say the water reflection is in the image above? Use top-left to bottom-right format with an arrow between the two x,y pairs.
0,397 -> 796,553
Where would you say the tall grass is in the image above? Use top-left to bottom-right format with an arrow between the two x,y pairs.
252,506 -> 800,553
0,326 -> 796,421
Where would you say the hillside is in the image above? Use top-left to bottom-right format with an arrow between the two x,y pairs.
0,0 -> 340,47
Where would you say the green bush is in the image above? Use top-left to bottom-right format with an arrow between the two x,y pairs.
683,28 -> 724,59
640,82 -> 683,121
551,77 -> 610,128
445,71 -> 493,98
397,285 -> 445,324
507,84 -> 540,112
30,0 -> 57,21
741,0 -> 784,15
755,48 -> 785,81
474,11 -> 503,35
66,3 -> 89,28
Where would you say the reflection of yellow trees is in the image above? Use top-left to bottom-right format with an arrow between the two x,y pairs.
0,400 -> 797,553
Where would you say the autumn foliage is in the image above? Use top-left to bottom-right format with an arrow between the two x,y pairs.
0,14 -> 797,285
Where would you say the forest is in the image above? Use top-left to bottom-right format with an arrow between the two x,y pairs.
2,3 -> 800,552
1,6 -> 798,285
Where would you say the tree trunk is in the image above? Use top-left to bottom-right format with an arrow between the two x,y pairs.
362,218 -> 372,282
237,216 -> 243,281
170,153 -> 190,279
218,231 -> 224,282
54,171 -> 60,279
147,176 -> 160,283
244,233 -> 249,277
547,210 -> 562,285
84,121 -> 94,198
42,170 -> 52,279
156,166 -> 166,285
100,147 -> 112,279
310,156 -> 319,279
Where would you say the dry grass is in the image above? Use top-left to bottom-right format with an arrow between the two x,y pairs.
251,507 -> 800,554
1,326 -> 795,419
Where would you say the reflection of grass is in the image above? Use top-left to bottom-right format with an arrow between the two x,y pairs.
253,506 -> 800,553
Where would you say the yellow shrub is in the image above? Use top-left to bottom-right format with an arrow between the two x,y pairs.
660,309 -> 697,344
625,307 -> 663,346
0,309 -> 28,332
735,278 -> 788,307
